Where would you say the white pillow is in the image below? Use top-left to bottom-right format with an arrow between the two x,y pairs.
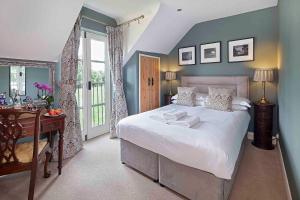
172,99 -> 207,107
232,97 -> 251,108
232,104 -> 249,111
171,94 -> 178,100
172,93 -> 207,100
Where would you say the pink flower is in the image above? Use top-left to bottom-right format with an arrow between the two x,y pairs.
33,82 -> 42,89
33,82 -> 53,93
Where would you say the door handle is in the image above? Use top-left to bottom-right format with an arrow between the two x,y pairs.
88,81 -> 92,90
152,78 -> 154,86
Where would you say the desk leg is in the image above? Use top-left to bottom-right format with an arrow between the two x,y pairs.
58,129 -> 64,175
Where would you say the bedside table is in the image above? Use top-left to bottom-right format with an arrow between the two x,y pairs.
252,103 -> 275,150
164,94 -> 173,105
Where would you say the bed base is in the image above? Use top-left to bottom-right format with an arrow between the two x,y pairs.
120,138 -> 246,200
121,139 -> 159,181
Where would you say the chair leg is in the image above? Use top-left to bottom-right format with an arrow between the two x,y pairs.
28,159 -> 38,200
44,151 -> 52,178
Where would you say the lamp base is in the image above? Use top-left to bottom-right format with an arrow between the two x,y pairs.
257,97 -> 269,104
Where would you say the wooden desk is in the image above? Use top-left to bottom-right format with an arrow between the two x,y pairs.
20,115 -> 65,175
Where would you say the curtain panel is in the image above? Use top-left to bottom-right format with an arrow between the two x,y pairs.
53,17 -> 83,160
106,26 -> 128,138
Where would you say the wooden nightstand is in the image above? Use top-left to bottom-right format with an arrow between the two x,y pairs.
252,103 -> 275,150
164,94 -> 173,105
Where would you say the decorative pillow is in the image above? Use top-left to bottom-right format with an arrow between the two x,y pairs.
207,87 -> 233,111
176,87 -> 197,106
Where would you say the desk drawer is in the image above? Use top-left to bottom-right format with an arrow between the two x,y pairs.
41,121 -> 62,133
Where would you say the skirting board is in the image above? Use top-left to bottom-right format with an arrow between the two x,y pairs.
247,132 -> 278,145
247,132 -> 292,200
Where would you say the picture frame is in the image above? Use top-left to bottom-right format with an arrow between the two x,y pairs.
228,37 -> 254,63
200,41 -> 221,64
178,46 -> 196,66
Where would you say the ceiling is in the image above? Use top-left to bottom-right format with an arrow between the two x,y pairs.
0,0 -> 84,62
85,0 -> 278,24
0,0 -> 278,62
85,0 -> 278,63
160,0 -> 278,23
84,0 -> 159,22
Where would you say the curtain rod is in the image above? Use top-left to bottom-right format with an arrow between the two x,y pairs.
81,15 -> 144,27
117,15 -> 144,27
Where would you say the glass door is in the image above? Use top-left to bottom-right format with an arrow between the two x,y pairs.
77,31 -> 110,140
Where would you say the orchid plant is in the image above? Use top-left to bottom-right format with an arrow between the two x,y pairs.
33,82 -> 54,109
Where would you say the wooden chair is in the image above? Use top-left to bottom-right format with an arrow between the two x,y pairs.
0,109 -> 51,200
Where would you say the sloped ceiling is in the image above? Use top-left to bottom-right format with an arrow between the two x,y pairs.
0,0 -> 84,62
0,0 -> 278,63
84,0 -> 278,64
84,0 -> 159,22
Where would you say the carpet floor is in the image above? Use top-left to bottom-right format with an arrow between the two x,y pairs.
0,134 -> 288,200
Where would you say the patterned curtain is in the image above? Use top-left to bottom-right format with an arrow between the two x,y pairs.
53,17 -> 83,159
106,26 -> 128,138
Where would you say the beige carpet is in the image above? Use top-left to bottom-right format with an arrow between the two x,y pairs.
0,134 -> 288,200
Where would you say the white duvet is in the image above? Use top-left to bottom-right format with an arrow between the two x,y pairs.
117,104 -> 250,180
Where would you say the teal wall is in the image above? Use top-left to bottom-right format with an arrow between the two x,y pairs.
168,7 -> 279,133
0,66 -> 49,99
26,67 -> 50,98
278,0 -> 300,199
81,7 -> 117,33
123,51 -> 169,115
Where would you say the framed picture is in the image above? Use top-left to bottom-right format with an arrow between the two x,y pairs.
228,37 -> 254,63
200,42 -> 221,64
178,46 -> 196,66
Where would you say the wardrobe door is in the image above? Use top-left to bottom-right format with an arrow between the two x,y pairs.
150,57 -> 160,110
140,55 -> 151,112
139,55 -> 160,113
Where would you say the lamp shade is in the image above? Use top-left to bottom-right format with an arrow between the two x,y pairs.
165,71 -> 176,81
253,69 -> 274,82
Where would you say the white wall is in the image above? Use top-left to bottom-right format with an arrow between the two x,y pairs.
121,2 -> 160,61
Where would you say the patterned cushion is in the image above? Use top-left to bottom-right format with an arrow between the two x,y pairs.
176,87 -> 197,106
207,87 -> 233,111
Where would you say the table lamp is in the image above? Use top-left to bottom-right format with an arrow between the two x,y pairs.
165,71 -> 176,95
253,68 -> 274,104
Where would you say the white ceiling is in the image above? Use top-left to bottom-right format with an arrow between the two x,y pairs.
84,0 -> 159,22
85,0 -> 278,63
160,0 -> 278,23
0,0 -> 84,62
0,0 -> 278,62
85,0 -> 278,23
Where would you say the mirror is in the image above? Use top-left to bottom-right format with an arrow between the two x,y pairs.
0,58 -> 55,104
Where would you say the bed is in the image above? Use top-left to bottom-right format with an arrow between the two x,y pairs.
117,76 -> 250,200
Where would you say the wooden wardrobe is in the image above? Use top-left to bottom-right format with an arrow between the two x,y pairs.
139,54 -> 160,113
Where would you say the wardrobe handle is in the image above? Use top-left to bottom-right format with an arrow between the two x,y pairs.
152,77 -> 154,86
148,78 -> 151,86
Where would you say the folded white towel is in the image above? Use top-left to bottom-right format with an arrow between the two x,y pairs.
167,116 -> 200,128
163,110 -> 187,121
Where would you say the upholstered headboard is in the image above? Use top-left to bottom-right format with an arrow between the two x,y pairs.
181,76 -> 249,98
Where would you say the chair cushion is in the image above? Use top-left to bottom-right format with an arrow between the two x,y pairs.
15,140 -> 48,163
